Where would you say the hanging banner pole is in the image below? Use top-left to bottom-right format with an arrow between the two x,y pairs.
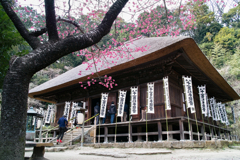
146,83 -> 154,142
146,108 -> 148,142
183,76 -> 196,141
165,107 -> 169,141
99,93 -> 109,143
98,119 -> 100,143
115,115 -> 118,143
128,102 -> 131,143
186,106 -> 192,140
163,77 -> 170,141
116,90 -> 127,143
201,113 -> 206,140
207,117 -> 212,139
194,112 -> 200,141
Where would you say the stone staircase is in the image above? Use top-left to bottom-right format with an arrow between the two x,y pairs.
53,126 -> 93,147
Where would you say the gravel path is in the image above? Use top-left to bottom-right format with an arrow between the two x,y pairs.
25,147 -> 240,160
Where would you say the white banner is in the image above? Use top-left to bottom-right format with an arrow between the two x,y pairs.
198,85 -> 207,115
70,102 -> 78,123
210,97 -> 218,121
215,101 -> 221,121
40,107 -> 44,115
45,105 -> 53,124
231,106 -> 236,124
205,94 -> 211,117
117,90 -> 127,117
222,104 -> 229,124
182,93 -> 186,112
163,77 -> 171,110
182,76 -> 195,113
63,102 -> 71,120
147,83 -> 154,114
50,105 -> 55,123
100,93 -> 108,118
130,87 -> 138,115
217,102 -> 225,123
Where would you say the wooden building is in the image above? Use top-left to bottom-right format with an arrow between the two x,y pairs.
29,36 -> 239,142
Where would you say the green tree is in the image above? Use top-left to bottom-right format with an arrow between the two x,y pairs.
182,0 -> 216,43
214,27 -> 240,52
222,4 -> 240,28
228,47 -> 240,79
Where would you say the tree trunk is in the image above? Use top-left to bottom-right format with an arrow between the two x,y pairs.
0,59 -> 32,160
0,1 -> 129,159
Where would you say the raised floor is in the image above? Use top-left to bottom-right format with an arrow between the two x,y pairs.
93,116 -> 232,143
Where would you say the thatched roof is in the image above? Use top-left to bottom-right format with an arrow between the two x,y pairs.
29,36 -> 239,102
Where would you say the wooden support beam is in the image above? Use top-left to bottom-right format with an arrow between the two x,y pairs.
190,122 -> 193,140
211,127 -> 214,139
157,122 -> 162,141
104,126 -> 108,143
179,120 -> 184,140
137,126 -> 142,141
168,124 -> 173,140
224,130 -> 227,140
129,124 -> 132,142
201,125 -> 205,140
218,128 -> 220,138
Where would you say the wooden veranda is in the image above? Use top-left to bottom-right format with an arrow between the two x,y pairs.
95,117 -> 231,143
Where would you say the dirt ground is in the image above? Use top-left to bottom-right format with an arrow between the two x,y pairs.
25,147 -> 240,160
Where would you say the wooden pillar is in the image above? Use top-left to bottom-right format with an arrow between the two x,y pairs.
201,125 -> 205,140
129,124 -> 132,142
157,122 -> 162,141
211,127 -> 214,139
218,128 -> 220,139
179,120 -> 184,140
169,124 -> 173,140
86,98 -> 91,125
53,131 -> 56,138
104,126 -> 108,143
224,130 -> 227,140
190,122 -> 193,140
137,126 -> 142,141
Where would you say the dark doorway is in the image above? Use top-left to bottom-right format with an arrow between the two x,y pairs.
91,97 -> 101,125
125,90 -> 130,121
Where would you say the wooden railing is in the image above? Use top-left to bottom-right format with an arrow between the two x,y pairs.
34,114 -> 99,143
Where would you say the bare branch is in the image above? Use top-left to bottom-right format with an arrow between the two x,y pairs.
178,0 -> 182,17
45,0 -> 59,41
0,0 -> 41,49
57,17 -> 101,50
163,0 -> 169,23
29,28 -> 47,37
57,17 -> 85,34
27,0 -> 129,74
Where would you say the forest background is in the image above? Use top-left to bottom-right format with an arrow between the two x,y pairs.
1,0 -> 240,136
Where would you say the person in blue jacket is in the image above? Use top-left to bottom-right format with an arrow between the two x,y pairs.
57,115 -> 68,143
